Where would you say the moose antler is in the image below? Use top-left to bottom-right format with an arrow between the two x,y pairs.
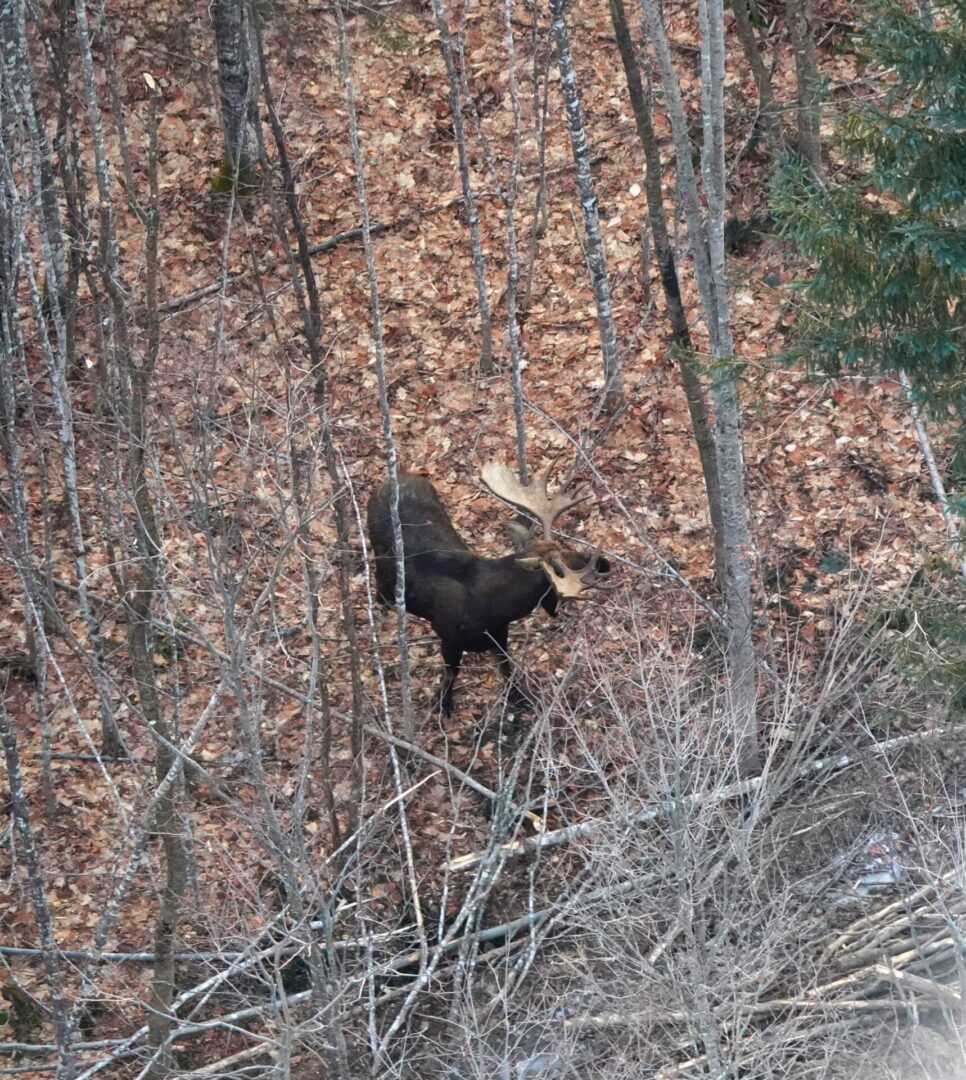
541,547 -> 613,599
481,459 -> 590,539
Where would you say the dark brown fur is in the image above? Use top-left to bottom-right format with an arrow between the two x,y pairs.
367,473 -> 608,714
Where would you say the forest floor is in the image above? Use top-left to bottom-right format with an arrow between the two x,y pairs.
1,0 -> 963,1075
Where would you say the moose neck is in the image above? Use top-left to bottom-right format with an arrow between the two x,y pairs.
481,554 -> 555,622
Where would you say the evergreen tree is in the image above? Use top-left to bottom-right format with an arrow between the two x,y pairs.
775,0 -> 966,449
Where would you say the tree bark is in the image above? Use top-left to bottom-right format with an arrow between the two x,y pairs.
520,22 -> 551,315
253,9 -> 362,835
786,0 -> 822,177
899,370 -> 965,576
430,0 -> 494,375
0,704 -> 76,1079
212,0 -> 258,179
66,0 -> 127,757
123,86 -> 187,1077
641,0 -> 760,773
549,0 -> 624,412
700,0 -> 759,775
503,0 -> 530,478
335,0 -> 414,741
609,0 -> 727,580
730,0 -> 782,152
4,0 -> 115,767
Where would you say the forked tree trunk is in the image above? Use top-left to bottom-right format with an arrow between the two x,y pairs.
640,0 -> 760,774
609,0 -> 727,580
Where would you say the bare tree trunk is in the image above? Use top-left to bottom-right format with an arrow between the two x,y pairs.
730,0 -> 782,152
0,95 -> 59,812
503,0 -> 529,480
608,0 -> 727,580
549,0 -> 624,413
0,66 -> 76,1044
212,0 -> 259,182
429,0 -> 494,376
899,370 -> 965,575
700,0 -> 759,775
220,608 -> 353,1079
786,0 -> 822,177
520,18 -> 551,314
19,0 -> 127,760
93,0 -> 136,197
666,799 -> 726,1076
2,0 -> 67,315
0,12 -> 177,1060
0,357 -> 57,818
49,5 -> 83,375
76,2 -> 191,1060
0,702 -> 76,1079
453,10 -> 529,469
641,0 -> 760,773
114,84 -> 186,1077
335,0 -> 414,740
253,8 -> 362,836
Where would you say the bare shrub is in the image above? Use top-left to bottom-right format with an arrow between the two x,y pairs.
403,594 -> 966,1078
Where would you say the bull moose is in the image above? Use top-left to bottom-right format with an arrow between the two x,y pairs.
366,461 -> 610,714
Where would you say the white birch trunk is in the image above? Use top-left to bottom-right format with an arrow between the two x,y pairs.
642,0 -> 759,772
503,0 -> 530,478
899,370 -> 966,575
549,0 -> 624,412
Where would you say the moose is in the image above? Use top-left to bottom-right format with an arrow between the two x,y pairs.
366,461 -> 610,714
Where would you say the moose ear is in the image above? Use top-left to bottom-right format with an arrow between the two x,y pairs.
504,520 -> 535,553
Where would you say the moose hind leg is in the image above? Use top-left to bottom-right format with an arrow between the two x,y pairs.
373,563 -> 395,607
439,642 -> 463,716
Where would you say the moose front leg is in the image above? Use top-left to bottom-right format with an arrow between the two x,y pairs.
492,625 -> 513,684
440,643 -> 463,716
491,626 -> 533,713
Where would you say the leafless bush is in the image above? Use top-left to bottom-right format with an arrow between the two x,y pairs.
396,595 -> 966,1079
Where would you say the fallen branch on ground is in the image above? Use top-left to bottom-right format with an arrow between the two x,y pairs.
448,727 -> 961,872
